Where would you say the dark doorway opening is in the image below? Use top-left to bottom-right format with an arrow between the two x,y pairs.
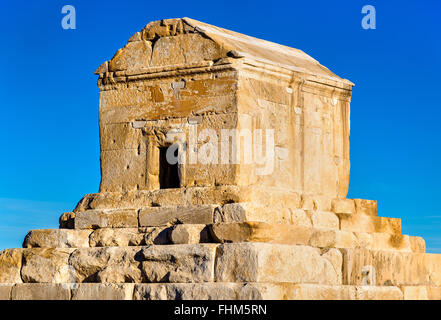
159,146 -> 180,189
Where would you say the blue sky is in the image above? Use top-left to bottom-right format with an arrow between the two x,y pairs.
0,0 -> 440,251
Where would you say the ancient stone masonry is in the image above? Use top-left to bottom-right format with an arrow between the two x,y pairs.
0,18 -> 440,300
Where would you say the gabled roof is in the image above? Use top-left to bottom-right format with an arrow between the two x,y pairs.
96,18 -> 353,86
182,18 -> 350,83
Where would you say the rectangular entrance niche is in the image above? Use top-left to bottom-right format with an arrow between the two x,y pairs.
159,146 -> 180,189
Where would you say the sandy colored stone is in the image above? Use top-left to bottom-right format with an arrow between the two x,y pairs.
0,284 -> 12,300
59,211 -> 76,229
0,249 -> 23,283
427,286 -> 441,300
134,283 -> 238,300
89,228 -> 143,247
401,286 -> 428,300
75,209 -> 138,229
169,224 -> 210,244
142,226 -> 170,245
140,244 -> 217,283
215,203 -> 291,224
332,199 -> 355,214
139,205 -> 216,226
68,247 -> 143,283
300,195 -> 315,210
21,248 -> 74,283
355,286 -> 403,300
339,214 -> 401,234
210,222 -> 312,245
108,40 -> 152,72
289,209 -> 313,227
309,229 -> 357,249
70,283 -> 135,300
215,243 -> 341,284
310,211 -> 339,229
23,229 -> 92,248
354,199 -> 377,216
11,283 -> 70,300
238,283 -> 356,300
340,248 -> 441,287
409,236 -> 426,253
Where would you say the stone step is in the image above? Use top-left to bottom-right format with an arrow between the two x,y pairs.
209,222 -> 424,253
63,202 -> 393,234
3,283 -> 431,300
23,222 -> 422,253
340,248 -> 441,287
73,187 -> 378,216
0,282 -> 441,300
3,243 -> 439,287
0,244 -> 340,285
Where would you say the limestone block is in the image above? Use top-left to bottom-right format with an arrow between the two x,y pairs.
369,233 -> 413,252
240,188 -> 301,209
0,284 -> 12,300
69,247 -> 143,283
238,283 -> 357,300
187,186 -> 242,206
309,229 -> 356,249
150,33 -> 222,67
216,203 -> 291,224
11,284 -> 70,300
332,199 -> 355,214
21,248 -> 74,283
209,222 -> 312,245
322,249 -> 343,281
108,40 -> 152,72
74,209 -> 138,229
149,188 -> 188,206
409,236 -> 426,253
59,211 -> 75,229
427,286 -> 441,300
142,227 -> 171,245
78,189 -> 188,211
23,229 -> 92,248
100,122 -> 143,151
134,283 -> 238,300
310,211 -> 339,229
340,248 -> 441,286
355,286 -> 403,300
354,199 -> 377,216
100,148 -> 147,193
313,196 -> 333,211
140,244 -> 217,283
215,243 -> 341,285
89,228 -> 144,247
339,214 -> 401,234
289,209 -> 313,227
70,283 -> 135,300
400,286 -> 428,300
0,249 -> 23,283
300,195 -> 315,210
139,205 -> 216,227
169,224 -> 211,244
352,232 -> 421,252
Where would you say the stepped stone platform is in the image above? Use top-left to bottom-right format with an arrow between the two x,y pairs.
1,18 -> 439,300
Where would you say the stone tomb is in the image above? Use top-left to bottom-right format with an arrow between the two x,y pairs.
0,18 -> 439,300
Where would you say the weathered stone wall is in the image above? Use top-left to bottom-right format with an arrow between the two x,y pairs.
98,69 -> 239,192
236,64 -> 351,197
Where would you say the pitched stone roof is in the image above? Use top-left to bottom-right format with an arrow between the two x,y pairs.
95,18 -> 353,86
